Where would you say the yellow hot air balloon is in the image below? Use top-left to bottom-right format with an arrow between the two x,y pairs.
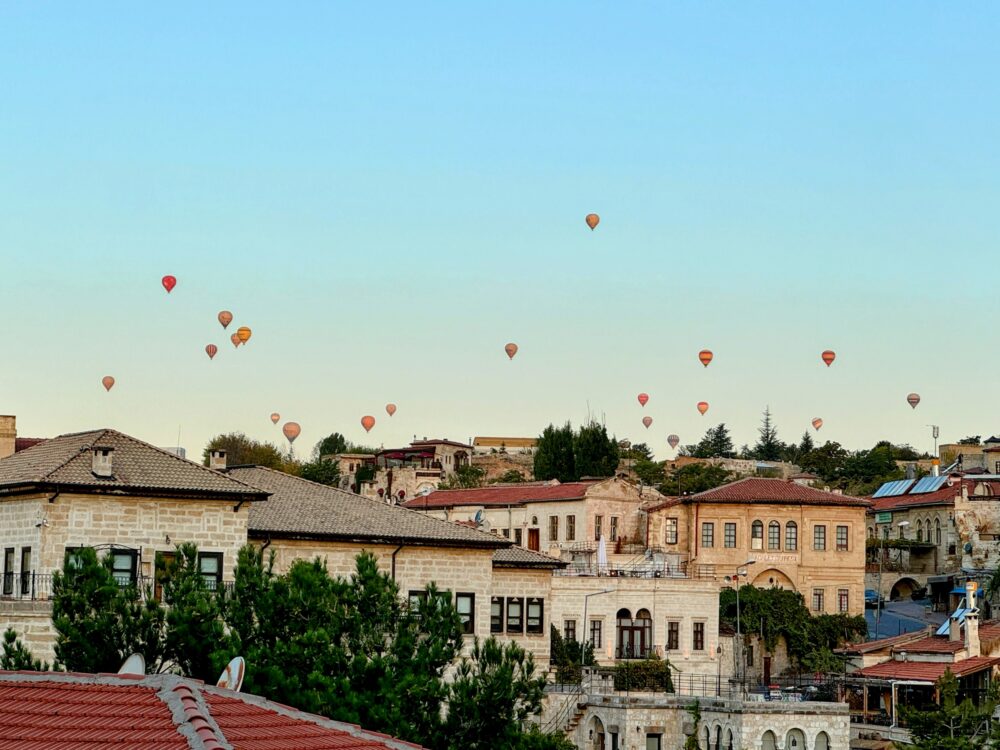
585,213 -> 600,230
236,326 -> 252,343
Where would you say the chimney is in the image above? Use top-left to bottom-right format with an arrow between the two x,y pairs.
92,447 -> 114,478
932,459 -> 940,477
0,416 -> 15,459
906,463 -> 916,480
949,612 -> 962,642
210,449 -> 227,471
966,581 -> 981,657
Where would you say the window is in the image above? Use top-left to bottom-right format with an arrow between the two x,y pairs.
838,589 -> 849,613
785,521 -> 798,551
549,516 -> 559,542
882,526 -> 889,540
724,522 -> 736,548
491,597 -> 504,633
506,597 -> 524,633
111,550 -> 137,586
768,521 -> 781,550
664,518 -> 678,545
456,593 -> 475,634
610,517 -> 619,542
595,515 -> 604,541
2,548 -> 13,596
813,525 -> 827,551
646,734 -> 662,750
590,619 -> 603,649
693,622 -> 705,651
409,590 -> 428,611
751,520 -> 763,550
514,528 -> 523,545
898,525 -> 906,540
916,520 -> 923,542
564,619 -> 577,642
501,528 -> 510,538
526,598 -> 544,634
19,547 -> 31,595
836,525 -> 849,551
746,643 -> 754,666
567,515 -> 576,541
812,589 -> 824,612
701,522 -> 714,548
667,621 -> 679,650
197,552 -> 223,590
935,518 -> 942,545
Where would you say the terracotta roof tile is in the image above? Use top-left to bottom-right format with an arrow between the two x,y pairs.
492,546 -> 568,569
892,636 -> 965,654
401,481 -> 601,510
868,480 -> 970,512
688,477 -> 870,507
838,631 -> 930,655
852,656 -> 1000,682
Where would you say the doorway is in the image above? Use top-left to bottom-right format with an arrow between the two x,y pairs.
528,528 -> 540,551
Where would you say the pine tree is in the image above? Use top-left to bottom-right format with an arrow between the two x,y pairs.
574,421 -> 620,478
691,424 -> 735,458
799,431 -> 814,456
753,407 -> 784,461
1,628 -> 48,671
533,422 -> 577,481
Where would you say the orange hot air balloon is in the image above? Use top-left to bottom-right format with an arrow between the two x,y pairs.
697,401 -> 709,415
161,275 -> 176,293
907,393 -> 921,409
282,422 -> 301,443
504,343 -> 518,360
698,350 -> 713,367
812,418 -> 823,431
230,333 -> 241,348
236,326 -> 252,344
386,403 -> 397,417
218,311 -> 233,329
637,393 -> 649,407
101,376 -> 115,392
821,350 -> 836,367
270,413 -> 280,424
205,344 -> 218,360
361,415 -> 376,433
642,416 -> 653,429
667,434 -> 680,450
585,213 -> 600,230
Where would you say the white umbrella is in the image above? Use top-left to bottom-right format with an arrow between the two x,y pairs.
597,534 -> 609,576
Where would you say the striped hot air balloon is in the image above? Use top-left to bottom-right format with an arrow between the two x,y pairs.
699,350 -> 713,367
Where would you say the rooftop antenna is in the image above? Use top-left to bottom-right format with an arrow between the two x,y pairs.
928,425 -> 940,457
216,655 -> 246,692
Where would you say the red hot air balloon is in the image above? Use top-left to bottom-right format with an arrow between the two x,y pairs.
505,343 -> 518,360
907,393 -> 921,409
282,422 -> 301,443
585,213 -> 600,230
102,376 -> 115,392
698,350 -> 713,367
812,418 -> 823,431
236,326 -> 252,344
230,333 -> 241,348
361,415 -> 376,433
642,416 -> 653,429
821,350 -> 836,367
667,434 -> 680,450
161,275 -> 176,293
218,311 -> 233,329
386,403 -> 397,417
637,393 -> 649,407
697,401 -> 709,415
205,344 -> 218,360
270,413 -> 280,424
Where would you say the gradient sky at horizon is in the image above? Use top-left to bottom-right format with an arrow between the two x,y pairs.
1,4 -> 998,460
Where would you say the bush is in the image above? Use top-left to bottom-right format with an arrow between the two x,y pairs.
613,656 -> 673,692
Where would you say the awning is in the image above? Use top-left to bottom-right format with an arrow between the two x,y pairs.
927,575 -> 952,584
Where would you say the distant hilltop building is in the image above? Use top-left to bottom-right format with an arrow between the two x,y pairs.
472,437 -> 537,455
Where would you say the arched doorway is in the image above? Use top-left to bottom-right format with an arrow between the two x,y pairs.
724,728 -> 734,750
815,731 -> 830,750
785,728 -> 806,750
616,608 -> 652,658
701,725 -> 711,750
713,725 -> 723,750
751,568 -> 796,591
761,730 -> 777,750
890,577 -> 920,601
587,715 -> 606,750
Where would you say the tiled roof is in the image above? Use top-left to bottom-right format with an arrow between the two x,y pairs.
409,439 -> 473,449
868,479 -> 970,512
0,429 -> 267,500
230,466 -> 507,549
401,480 -> 601,510
13,437 -> 45,452
838,631 -> 930,655
687,478 -> 870,507
645,496 -> 682,513
492,546 -> 568,569
0,671 -> 423,750
852,656 -> 1000,682
892,636 -> 965,654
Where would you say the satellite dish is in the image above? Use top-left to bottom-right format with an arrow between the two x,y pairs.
118,653 -> 145,676
217,656 -> 246,692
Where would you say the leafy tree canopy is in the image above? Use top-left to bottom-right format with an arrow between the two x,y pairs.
202,433 -> 291,471
533,422 -> 577,482
438,464 -> 487,489
690,424 -> 736,459
658,463 -> 735,496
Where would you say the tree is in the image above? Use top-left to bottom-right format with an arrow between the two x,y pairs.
798,441 -> 849,482
299,458 -> 342,486
901,670 -> 996,749
691,424 -> 735,458
533,423 -> 576,482
752,407 -> 784,461
573,421 -> 620,479
492,469 -> 528,484
959,436 -> 982,446
1,628 -> 48,670
798,431 -> 815,457
658,463 -> 735,496
633,457 -> 666,487
313,432 -> 378,459
202,433 -> 289,470
438,464 -> 487,489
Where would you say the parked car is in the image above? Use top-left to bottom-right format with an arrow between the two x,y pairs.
865,589 -> 884,608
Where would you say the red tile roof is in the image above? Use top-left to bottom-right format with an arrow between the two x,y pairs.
687,478 -> 870,507
838,631 -> 930,655
401,480 -> 601,510
13,437 -> 45,452
892,636 -> 965,654
0,671 -> 424,750
868,479 -> 970,512
852,656 -> 1000,682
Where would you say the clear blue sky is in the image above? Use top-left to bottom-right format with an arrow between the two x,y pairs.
1,4 -> 998,459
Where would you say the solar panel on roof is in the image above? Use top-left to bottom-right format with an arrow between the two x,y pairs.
873,479 -> 915,498
911,475 -> 948,494
872,482 -> 894,498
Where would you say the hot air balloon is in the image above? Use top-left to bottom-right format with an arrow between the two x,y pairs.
230,333 -> 241,348
585,213 -> 600,230
642,416 -> 653,429
161,275 -> 176,293
697,401 -> 709,415
907,393 -> 921,409
205,344 -> 218,360
236,326 -> 252,344
667,434 -> 680,450
386,403 -> 397,417
270,413 -> 280,424
504,343 -> 518,360
361,415 -> 376,433
812,418 -> 823,431
821,350 -> 836,367
102,376 -> 115,392
637,393 -> 649,407
698,350 -> 713,367
218,311 -> 233,329
282,422 -> 301,443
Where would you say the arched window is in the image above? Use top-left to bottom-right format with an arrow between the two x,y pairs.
724,728 -> 734,750
751,521 -> 764,549
635,609 -> 652,657
785,729 -> 806,750
868,526 -> 875,538
916,520 -> 923,542
768,521 -> 781,550
761,730 -> 777,750
786,522 -> 798,551
936,518 -> 942,545
815,731 -> 830,750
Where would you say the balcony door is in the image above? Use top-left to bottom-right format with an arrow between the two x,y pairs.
528,528 -> 540,551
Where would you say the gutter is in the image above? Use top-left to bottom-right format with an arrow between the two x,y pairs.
390,545 -> 404,581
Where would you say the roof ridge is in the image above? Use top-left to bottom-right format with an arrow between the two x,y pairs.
160,681 -> 230,750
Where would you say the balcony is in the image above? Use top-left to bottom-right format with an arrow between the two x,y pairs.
0,571 -> 234,602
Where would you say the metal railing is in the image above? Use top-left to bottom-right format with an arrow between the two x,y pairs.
0,571 -> 235,602
555,560 -> 715,579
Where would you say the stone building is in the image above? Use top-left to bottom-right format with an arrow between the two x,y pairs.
345,438 -> 476,503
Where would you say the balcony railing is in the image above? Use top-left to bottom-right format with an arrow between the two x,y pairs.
556,561 -> 716,580
0,572 -> 235,602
